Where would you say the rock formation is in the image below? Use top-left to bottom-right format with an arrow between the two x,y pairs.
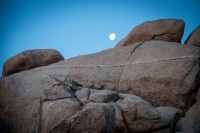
0,19 -> 200,133
175,101 -> 200,133
115,19 -> 185,47
2,49 -> 64,77
49,40 -> 199,110
185,25 -> 200,47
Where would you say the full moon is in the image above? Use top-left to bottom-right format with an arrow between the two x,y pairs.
109,33 -> 116,41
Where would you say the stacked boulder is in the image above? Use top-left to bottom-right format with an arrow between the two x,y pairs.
0,19 -> 200,133
2,49 -> 64,76
185,25 -> 200,47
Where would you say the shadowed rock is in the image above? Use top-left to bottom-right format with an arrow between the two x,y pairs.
121,95 -> 182,132
175,101 -> 200,133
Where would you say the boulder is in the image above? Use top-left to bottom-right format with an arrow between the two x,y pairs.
175,101 -> 200,133
185,25 -> 200,47
42,84 -> 75,100
2,49 -> 64,77
41,98 -> 81,133
0,74 -> 79,133
75,88 -> 90,103
69,103 -> 115,133
115,19 -> 185,47
121,95 -> 182,132
89,90 -> 119,103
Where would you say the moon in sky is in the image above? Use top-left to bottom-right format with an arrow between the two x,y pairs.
109,33 -> 116,41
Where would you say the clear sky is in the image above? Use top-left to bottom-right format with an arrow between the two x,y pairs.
0,0 -> 200,77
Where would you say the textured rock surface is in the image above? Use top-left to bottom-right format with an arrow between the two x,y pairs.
89,90 -> 119,103
115,19 -> 184,47
69,103 -> 115,133
75,88 -> 90,103
49,40 -> 200,110
175,102 -> 200,133
185,25 -> 200,47
121,95 -> 182,132
110,102 -> 129,132
41,98 -> 81,133
2,49 -> 64,77
0,76 -> 183,133
1,21 -> 200,132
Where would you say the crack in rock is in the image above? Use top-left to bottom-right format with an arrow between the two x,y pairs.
117,42 -> 144,86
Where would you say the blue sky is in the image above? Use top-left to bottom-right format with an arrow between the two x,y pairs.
0,0 -> 200,77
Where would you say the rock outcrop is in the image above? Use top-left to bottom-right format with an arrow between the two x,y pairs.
47,40 -> 199,110
1,19 -> 200,133
0,78 -> 183,133
115,19 -> 185,47
185,25 -> 200,47
2,49 -> 64,77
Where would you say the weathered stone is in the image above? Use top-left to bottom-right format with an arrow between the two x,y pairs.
41,98 -> 81,133
89,90 -> 119,103
0,40 -> 200,132
75,88 -> 90,103
121,95 -> 182,132
0,74 -> 77,133
115,19 -> 184,47
2,49 -> 64,77
69,102 -> 115,133
49,41 -> 200,110
185,25 -> 200,47
42,85 -> 74,101
155,107 -> 183,131
175,102 -> 200,133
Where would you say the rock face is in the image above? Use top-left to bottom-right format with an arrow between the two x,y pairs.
0,78 -> 183,133
185,25 -> 200,47
175,101 -> 200,133
115,19 -> 185,47
121,95 -> 181,132
2,49 -> 64,77
0,19 -> 200,133
48,40 -> 199,110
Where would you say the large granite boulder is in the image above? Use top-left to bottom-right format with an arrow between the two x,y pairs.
41,98 -> 81,133
2,49 -> 64,77
121,95 -> 182,132
0,41 -> 200,132
185,25 -> 200,47
49,40 -> 200,110
115,19 -> 185,47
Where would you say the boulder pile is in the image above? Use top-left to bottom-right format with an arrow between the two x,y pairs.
0,19 -> 200,133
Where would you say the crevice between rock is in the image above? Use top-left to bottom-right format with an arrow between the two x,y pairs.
183,60 -> 197,80
38,101 -> 43,133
